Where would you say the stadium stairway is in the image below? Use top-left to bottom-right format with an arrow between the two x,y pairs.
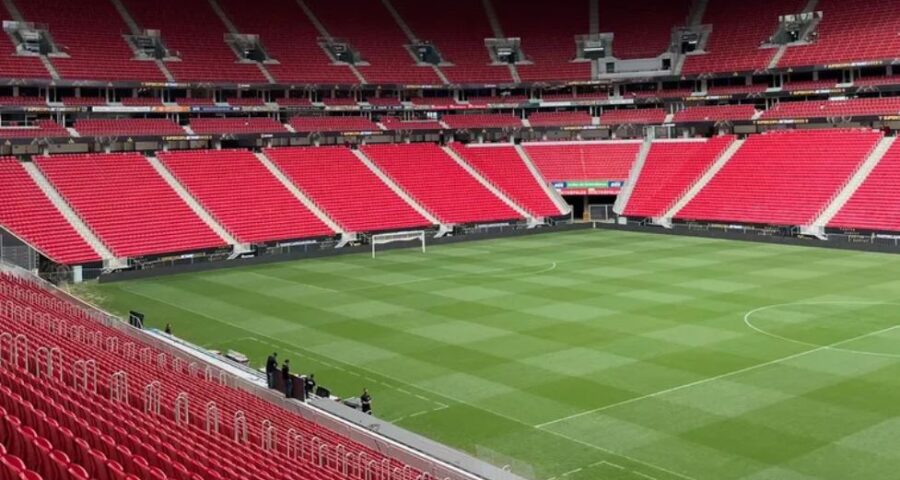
206,0 -> 276,83
254,151 -> 352,245
806,135 -> 897,236
658,137 -> 745,225
441,145 -> 538,226
480,0 -> 521,83
349,149 -> 448,236
107,0 -> 175,82
513,144 -> 572,216
612,137 -> 653,216
379,0 -> 450,84
20,161 -> 121,268
450,144 -> 566,220
295,0 -> 368,84
145,156 -> 248,257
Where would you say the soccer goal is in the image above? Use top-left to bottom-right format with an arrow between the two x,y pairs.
371,231 -> 426,258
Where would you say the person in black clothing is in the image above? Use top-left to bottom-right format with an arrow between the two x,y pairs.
281,359 -> 292,398
265,352 -> 278,389
304,374 -> 316,399
164,323 -> 172,335
360,388 -> 372,415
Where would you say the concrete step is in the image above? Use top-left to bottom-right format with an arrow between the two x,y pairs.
810,135 -> 896,228
688,0 -> 709,27
514,144 -> 572,216
481,0 -> 505,38
146,156 -> 243,250
253,151 -> 346,235
109,0 -> 142,35
663,137 -> 745,220
442,145 -> 536,224
22,161 -> 118,265
350,149 -> 444,228
613,137 -> 653,215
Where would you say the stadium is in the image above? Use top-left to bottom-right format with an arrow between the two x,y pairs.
2,0 -> 900,479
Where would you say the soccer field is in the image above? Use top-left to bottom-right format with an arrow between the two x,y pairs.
80,229 -> 900,480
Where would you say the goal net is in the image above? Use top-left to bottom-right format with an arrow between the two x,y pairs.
370,231 -> 426,258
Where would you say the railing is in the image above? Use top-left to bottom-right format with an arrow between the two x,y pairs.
0,259 -> 521,480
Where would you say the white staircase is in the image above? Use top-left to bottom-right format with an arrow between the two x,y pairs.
256,64 -> 276,84
661,137 -> 745,223
296,0 -> 367,84
769,0 -> 820,69
514,144 -> 571,216
2,0 -> 59,80
22,161 -> 122,268
253,152 -> 349,245
350,149 -> 447,234
612,138 -> 653,216
208,0 -> 275,83
381,0 -> 450,84
507,64 -> 521,83
207,0 -> 239,34
809,136 -> 896,230
66,127 -> 80,138
39,57 -> 60,80
768,46 -> 788,69
109,0 -> 141,35
2,0 -> 23,22
381,0 -> 418,42
442,145 -> 538,226
481,0 -> 505,38
154,60 -> 176,82
687,0 -> 709,27
145,156 -> 249,255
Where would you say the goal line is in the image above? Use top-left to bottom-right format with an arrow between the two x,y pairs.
370,231 -> 427,258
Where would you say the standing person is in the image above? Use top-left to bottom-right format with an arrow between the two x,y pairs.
304,374 -> 316,399
281,359 -> 292,398
265,352 -> 278,389
360,388 -> 372,415
164,323 -> 172,335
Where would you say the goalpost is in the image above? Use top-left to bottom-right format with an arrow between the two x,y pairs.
371,231 -> 426,258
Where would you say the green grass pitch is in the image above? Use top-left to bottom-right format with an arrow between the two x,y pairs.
79,229 -> 900,480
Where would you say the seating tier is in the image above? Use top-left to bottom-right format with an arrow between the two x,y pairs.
362,144 -> 521,224
677,129 -> 882,225
265,147 -> 431,233
158,150 -> 334,244
0,159 -> 99,265
36,153 -> 225,258
623,137 -> 735,218
830,141 -> 900,232
452,144 -> 563,218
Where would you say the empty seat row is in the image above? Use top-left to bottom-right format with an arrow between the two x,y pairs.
35,153 -> 225,258
525,142 -> 639,186
158,150 -> 334,244
0,158 -> 99,265
264,147 -> 431,233
451,144 -> 564,218
677,129 -> 882,225
362,143 -> 521,224
624,136 -> 736,218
